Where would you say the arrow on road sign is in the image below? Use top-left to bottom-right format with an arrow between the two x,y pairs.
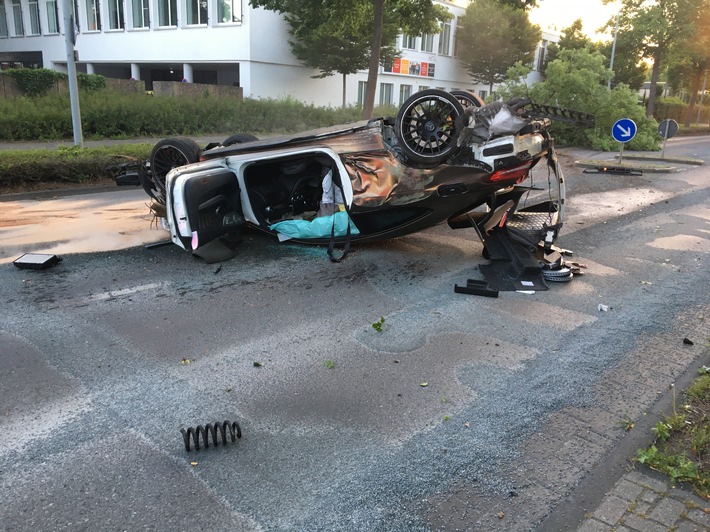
616,125 -> 632,137
612,118 -> 637,143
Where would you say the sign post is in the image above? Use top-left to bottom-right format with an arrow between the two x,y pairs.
657,118 -> 678,159
612,118 -> 637,163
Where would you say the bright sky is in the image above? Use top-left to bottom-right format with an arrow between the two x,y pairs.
529,0 -> 621,41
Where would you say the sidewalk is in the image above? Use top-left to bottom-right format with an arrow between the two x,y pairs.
579,470 -> 710,531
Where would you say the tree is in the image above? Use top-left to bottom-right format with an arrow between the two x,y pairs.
499,47 -> 659,150
597,32 -> 647,90
276,1 -> 398,107
603,0 -> 699,117
457,0 -> 541,94
665,1 -> 710,125
494,0 -> 538,9
250,0 -> 448,118
544,19 -> 593,67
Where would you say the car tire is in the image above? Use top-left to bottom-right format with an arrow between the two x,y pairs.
450,89 -> 485,109
222,133 -> 259,146
149,137 -> 202,196
395,89 -> 465,165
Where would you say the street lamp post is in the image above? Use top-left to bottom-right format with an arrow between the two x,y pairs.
608,5 -> 620,90
697,70 -> 707,125
61,0 -> 83,147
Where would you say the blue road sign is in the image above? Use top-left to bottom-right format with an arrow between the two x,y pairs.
612,118 -> 637,143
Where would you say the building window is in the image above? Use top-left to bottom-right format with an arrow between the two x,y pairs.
421,33 -> 433,53
0,0 -> 9,36
357,81 -> 367,107
379,83 -> 393,106
186,0 -> 206,24
86,0 -> 100,30
217,0 -> 239,23
46,0 -> 59,32
438,21 -> 451,55
132,0 -> 149,27
158,0 -> 177,26
401,34 -> 416,49
399,84 -> 412,105
452,21 -> 459,57
28,0 -> 40,34
419,85 -> 429,91
11,0 -> 23,35
479,90 -> 487,100
108,0 -> 124,29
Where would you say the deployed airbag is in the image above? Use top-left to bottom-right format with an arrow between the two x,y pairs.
270,212 -> 360,240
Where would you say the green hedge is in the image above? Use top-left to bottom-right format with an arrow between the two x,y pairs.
654,97 -> 710,124
0,144 -> 152,192
0,90 -> 370,141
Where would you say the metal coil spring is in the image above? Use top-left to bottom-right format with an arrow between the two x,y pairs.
180,420 -> 242,452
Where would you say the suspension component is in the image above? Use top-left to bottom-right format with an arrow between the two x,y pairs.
180,420 -> 242,452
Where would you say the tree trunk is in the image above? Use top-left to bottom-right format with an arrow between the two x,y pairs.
683,68 -> 702,128
361,0 -> 384,120
342,72 -> 347,109
646,51 -> 662,118
489,80 -> 494,98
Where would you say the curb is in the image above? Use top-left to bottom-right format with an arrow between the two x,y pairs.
616,154 -> 705,166
574,159 -> 678,173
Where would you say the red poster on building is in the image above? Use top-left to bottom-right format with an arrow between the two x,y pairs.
392,58 -> 401,74
421,62 -> 428,77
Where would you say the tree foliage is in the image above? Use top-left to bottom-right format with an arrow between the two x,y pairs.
665,0 -> 710,125
250,0 -> 448,117
604,0 -> 700,117
499,48 -> 659,150
598,34 -> 647,90
544,19 -> 591,68
457,0 -> 541,93
493,0 -> 538,9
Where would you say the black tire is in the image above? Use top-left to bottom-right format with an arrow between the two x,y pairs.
222,133 -> 259,146
149,137 -> 202,196
450,90 -> 484,109
395,89 -> 465,164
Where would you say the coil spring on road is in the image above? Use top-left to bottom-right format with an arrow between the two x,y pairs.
180,420 -> 242,452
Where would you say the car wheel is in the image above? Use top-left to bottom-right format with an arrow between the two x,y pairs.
149,137 -> 202,196
395,89 -> 465,165
222,133 -> 259,146
450,90 -> 485,109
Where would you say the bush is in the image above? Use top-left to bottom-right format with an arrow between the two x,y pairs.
0,90 -> 371,141
0,144 -> 153,192
77,73 -> 107,92
4,68 -> 66,97
654,97 -> 687,122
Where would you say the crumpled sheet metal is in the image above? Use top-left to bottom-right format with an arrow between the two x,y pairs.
343,151 -> 438,208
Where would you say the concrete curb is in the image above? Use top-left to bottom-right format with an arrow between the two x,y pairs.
574,159 -> 678,173
616,154 -> 705,166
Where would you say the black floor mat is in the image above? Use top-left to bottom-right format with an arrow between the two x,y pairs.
477,227 -> 548,292
192,238 -> 238,264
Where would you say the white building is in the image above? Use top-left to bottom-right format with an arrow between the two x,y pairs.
0,0 -> 554,107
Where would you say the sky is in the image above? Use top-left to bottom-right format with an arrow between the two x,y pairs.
528,0 -> 621,41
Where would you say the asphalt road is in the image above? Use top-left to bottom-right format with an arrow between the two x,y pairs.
1,137 -> 709,531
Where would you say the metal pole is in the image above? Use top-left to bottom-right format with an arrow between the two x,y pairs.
619,142 -> 625,164
697,70 -> 707,125
661,121 -> 669,158
61,0 -> 83,147
608,5 -> 620,90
